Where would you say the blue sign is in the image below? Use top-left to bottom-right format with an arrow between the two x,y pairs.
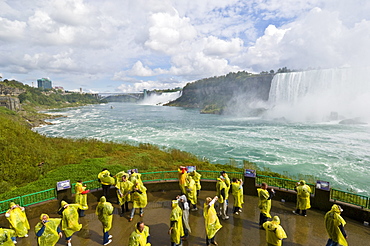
244,169 -> 256,177
316,180 -> 330,191
56,180 -> 71,191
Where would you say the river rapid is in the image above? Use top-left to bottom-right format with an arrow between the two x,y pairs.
35,102 -> 370,196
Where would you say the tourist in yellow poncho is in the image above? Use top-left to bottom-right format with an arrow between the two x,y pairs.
116,174 -> 134,215
189,170 -> 202,196
128,222 -> 151,246
293,180 -> 311,216
75,180 -> 88,217
129,170 -> 143,186
5,202 -> 30,241
216,176 -> 229,220
129,181 -> 148,221
263,216 -> 287,246
0,228 -> 16,246
98,168 -> 115,200
58,200 -> 82,246
324,204 -> 348,246
258,182 -> 275,226
96,196 -> 114,245
35,214 -> 62,246
204,196 -> 222,246
185,176 -> 198,211
231,178 -> 244,215
220,171 -> 231,200
178,166 -> 187,195
169,200 -> 184,246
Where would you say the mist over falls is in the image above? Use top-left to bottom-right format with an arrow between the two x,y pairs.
265,67 -> 370,122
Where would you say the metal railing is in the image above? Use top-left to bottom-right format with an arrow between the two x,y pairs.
331,188 -> 370,209
256,174 -> 315,194
1,170 -> 369,213
0,188 -> 56,213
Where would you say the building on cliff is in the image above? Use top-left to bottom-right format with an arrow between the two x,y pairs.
37,78 -> 52,89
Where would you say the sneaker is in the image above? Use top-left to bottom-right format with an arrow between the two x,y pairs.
108,235 -> 113,239
67,242 -> 72,246
234,212 -> 239,215
211,241 -> 218,245
129,218 -> 133,222
104,239 -> 112,245
140,213 -> 144,217
292,210 -> 299,215
24,234 -> 28,238
13,241 -> 17,245
301,214 -> 307,217
191,208 -> 198,211
239,209 -> 242,213
222,216 -> 229,220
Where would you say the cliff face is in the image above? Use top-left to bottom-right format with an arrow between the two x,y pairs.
167,73 -> 273,114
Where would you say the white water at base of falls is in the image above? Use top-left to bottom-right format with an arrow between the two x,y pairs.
139,91 -> 182,106
267,67 -> 370,122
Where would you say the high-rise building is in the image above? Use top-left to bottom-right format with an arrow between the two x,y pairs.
37,78 -> 52,89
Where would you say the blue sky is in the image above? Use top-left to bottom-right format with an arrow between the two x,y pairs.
1,0 -> 369,93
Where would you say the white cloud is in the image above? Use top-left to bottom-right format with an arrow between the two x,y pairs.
0,17 -> 26,41
1,0 -> 370,92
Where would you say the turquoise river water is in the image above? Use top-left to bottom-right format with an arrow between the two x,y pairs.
35,102 -> 370,196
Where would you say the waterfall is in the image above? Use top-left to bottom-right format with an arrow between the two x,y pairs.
267,67 -> 370,122
139,91 -> 182,106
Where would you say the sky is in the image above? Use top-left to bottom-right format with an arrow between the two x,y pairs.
1,0 -> 370,93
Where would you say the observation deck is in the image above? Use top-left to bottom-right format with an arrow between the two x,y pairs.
3,189 -> 369,246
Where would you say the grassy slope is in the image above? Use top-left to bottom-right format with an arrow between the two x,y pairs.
0,107 -> 245,200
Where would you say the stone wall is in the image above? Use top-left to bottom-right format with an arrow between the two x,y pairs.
0,96 -> 21,111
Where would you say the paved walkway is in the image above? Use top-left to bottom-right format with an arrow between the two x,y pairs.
14,190 -> 370,246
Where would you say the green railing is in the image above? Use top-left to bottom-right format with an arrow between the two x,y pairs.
71,179 -> 102,194
256,174 -> 315,194
198,170 -> 244,180
1,170 -> 369,213
331,188 -> 370,209
0,188 -> 56,213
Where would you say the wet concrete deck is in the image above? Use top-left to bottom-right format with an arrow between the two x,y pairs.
14,190 -> 370,246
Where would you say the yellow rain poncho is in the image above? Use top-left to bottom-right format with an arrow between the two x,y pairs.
128,225 -> 151,246
223,174 -> 231,199
115,171 -> 129,184
35,214 -> 62,246
59,201 -> 82,238
296,180 -> 311,210
216,178 -> 227,203
203,200 -> 222,239
116,179 -> 134,205
96,196 -> 114,232
0,228 -> 16,246
258,188 -> 272,218
170,201 -> 184,245
98,170 -> 115,185
5,202 -> 30,237
185,176 -> 197,205
324,205 -> 348,246
231,180 -> 244,208
178,168 -> 187,194
75,182 -> 88,210
189,170 -> 202,191
132,183 -> 148,209
263,216 -> 287,246
129,172 -> 143,186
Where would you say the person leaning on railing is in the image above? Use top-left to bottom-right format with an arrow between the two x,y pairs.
293,180 -> 311,217
98,168 -> 115,201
